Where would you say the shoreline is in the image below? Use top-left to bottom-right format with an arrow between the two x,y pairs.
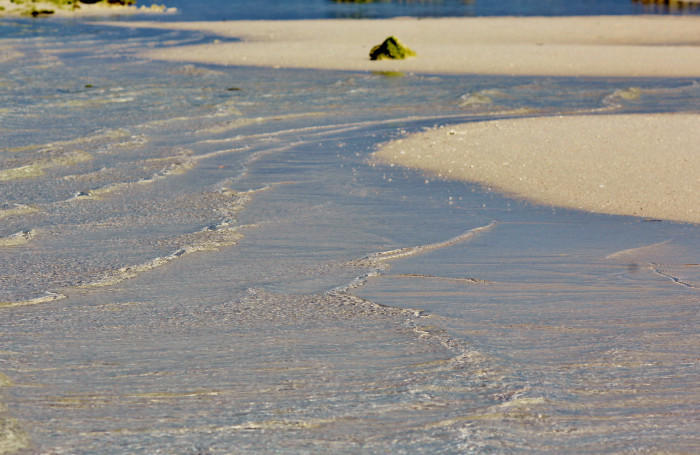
100,16 -> 700,77
373,113 -> 700,225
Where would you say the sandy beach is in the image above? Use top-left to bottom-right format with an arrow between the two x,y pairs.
374,114 -> 700,224
105,16 -> 700,77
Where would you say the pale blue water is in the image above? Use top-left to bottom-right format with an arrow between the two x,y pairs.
0,3 -> 699,454
138,0 -> 700,20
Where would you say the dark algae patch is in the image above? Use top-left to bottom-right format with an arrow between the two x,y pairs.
369,36 -> 416,60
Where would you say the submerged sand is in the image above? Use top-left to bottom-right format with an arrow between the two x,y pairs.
103,16 -> 700,77
374,114 -> 700,224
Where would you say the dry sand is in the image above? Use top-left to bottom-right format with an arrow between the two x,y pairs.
103,16 -> 700,77
374,114 -> 700,224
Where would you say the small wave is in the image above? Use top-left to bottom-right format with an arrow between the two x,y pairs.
81,222 -> 249,288
80,187 -> 265,289
80,237 -> 237,288
338,221 -> 496,293
68,156 -> 197,201
0,292 -> 66,308
372,222 -> 496,261
650,263 -> 696,289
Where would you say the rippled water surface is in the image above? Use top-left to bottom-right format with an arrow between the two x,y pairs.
0,18 -> 699,455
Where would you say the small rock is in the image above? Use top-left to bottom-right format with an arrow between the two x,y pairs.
369,36 -> 416,61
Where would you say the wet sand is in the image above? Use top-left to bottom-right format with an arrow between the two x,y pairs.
374,114 -> 700,224
104,16 -> 700,77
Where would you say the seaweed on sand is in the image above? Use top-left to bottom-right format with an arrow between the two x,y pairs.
369,36 -> 416,60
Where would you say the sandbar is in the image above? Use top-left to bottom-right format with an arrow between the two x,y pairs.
373,114 -> 700,224
101,16 -> 700,77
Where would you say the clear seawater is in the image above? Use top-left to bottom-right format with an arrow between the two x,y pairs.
0,4 -> 699,454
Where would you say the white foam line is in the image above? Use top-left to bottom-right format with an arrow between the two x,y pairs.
372,221 -> 497,263
332,221 -> 497,294
81,185 -> 269,289
1,187 -> 267,307
649,263 -> 696,289
0,292 -> 66,308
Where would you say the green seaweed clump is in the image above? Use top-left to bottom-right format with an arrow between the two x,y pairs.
369,36 -> 416,61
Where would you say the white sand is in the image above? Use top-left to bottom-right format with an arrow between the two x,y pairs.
102,16 -> 700,77
374,114 -> 700,224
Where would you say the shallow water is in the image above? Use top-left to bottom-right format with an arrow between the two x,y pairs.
0,19 -> 699,454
